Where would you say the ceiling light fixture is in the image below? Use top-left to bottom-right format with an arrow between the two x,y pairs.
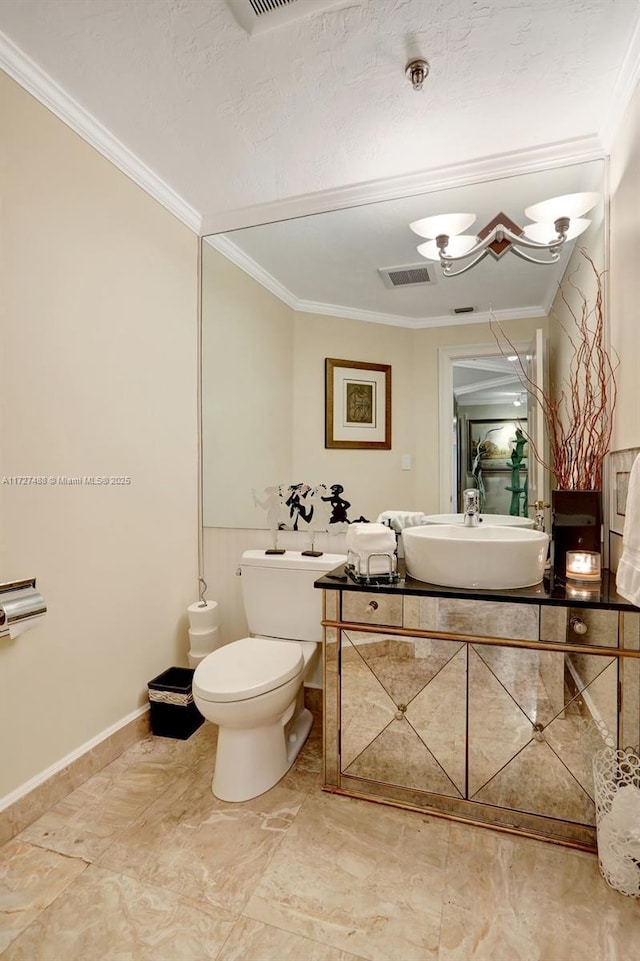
405,59 -> 429,91
410,193 -> 599,277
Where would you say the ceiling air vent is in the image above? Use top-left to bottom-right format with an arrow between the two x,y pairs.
378,264 -> 435,289
226,0 -> 350,35
249,0 -> 295,15
453,306 -> 476,314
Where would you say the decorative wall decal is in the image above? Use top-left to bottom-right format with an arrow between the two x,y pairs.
320,483 -> 351,525
252,485 -> 287,530
284,483 -> 314,530
252,482 -> 369,531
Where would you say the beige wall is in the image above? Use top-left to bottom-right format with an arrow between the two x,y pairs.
292,313 -> 418,521
202,256 -> 419,527
0,72 -> 199,799
610,79 -> 640,451
201,244 -> 294,528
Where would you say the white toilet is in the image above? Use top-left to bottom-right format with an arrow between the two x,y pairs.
193,549 -> 346,802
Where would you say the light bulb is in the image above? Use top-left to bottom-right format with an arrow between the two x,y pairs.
524,192 -> 599,223
417,235 -> 478,260
522,218 -> 591,243
409,213 -> 476,239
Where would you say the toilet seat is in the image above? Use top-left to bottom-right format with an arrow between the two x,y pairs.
193,636 -> 303,703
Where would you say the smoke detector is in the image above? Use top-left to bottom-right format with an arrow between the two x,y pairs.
226,0 -> 351,35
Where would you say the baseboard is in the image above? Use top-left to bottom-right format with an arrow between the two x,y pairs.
0,706 -> 150,846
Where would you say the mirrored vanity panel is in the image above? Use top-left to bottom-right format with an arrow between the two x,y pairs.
320,574 -> 639,851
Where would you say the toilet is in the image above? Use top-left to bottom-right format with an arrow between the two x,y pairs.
193,549 -> 346,802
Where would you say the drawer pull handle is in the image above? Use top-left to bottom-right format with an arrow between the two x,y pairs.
570,616 -> 588,635
366,600 -> 379,612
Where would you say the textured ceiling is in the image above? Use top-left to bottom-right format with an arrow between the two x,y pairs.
1,0 -> 639,225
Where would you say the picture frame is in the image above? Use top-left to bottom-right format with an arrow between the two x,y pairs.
609,446 -> 640,535
468,418 -> 528,472
325,358 -> 391,449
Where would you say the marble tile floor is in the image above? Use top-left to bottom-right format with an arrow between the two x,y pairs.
1,713 -> 639,961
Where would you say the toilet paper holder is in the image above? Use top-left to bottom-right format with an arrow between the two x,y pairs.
0,577 -> 47,638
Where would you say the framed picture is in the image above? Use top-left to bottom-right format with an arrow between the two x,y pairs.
468,418 -> 528,472
609,446 -> 640,534
325,358 -> 391,449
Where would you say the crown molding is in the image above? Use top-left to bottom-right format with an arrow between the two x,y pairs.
599,13 -> 640,152
205,234 -> 297,308
206,232 -> 549,329
454,373 -> 521,397
0,32 -> 201,233
293,300 -> 549,330
202,137 -> 606,235
206,231 -> 549,329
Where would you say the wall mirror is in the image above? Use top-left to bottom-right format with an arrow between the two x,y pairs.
201,158 -> 606,530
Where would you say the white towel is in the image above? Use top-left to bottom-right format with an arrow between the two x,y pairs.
346,522 -> 396,574
617,453 -> 640,607
376,510 -> 428,533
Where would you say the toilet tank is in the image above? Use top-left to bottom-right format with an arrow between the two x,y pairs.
240,550 -> 346,642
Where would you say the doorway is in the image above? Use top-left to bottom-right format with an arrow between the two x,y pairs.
438,340 -> 538,515
454,356 -> 528,515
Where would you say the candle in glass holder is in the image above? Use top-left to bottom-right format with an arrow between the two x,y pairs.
566,550 -> 601,581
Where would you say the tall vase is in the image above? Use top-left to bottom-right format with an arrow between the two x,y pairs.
551,489 -> 602,577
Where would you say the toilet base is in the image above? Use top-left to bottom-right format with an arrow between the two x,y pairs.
284,704 -> 313,766
212,705 -> 313,803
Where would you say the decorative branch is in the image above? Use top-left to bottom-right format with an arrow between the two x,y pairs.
490,248 -> 618,491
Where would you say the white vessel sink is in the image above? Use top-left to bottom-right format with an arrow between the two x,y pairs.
421,513 -> 534,529
402,525 -> 549,589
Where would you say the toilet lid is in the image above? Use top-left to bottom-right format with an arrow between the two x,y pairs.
193,636 -> 304,703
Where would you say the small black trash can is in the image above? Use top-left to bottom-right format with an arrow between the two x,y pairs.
148,666 -> 204,739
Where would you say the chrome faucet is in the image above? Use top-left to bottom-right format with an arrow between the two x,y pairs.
463,488 -> 480,527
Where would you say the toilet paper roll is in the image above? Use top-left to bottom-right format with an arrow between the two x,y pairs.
188,625 -> 221,656
188,600 -> 219,632
188,649 -> 210,669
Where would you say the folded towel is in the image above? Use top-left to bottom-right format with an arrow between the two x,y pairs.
617,453 -> 640,607
346,522 -> 396,574
376,510 -> 428,533
346,522 -> 396,553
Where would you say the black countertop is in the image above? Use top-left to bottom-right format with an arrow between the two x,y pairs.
315,563 -> 638,613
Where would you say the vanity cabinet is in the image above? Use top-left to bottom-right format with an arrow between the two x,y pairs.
341,591 -> 403,627
321,579 -> 639,851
